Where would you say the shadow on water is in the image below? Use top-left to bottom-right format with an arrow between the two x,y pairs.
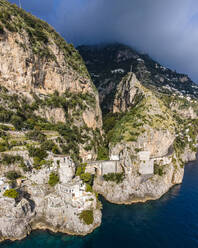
1,160 -> 198,248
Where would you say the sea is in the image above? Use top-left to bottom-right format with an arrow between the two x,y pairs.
1,160 -> 198,248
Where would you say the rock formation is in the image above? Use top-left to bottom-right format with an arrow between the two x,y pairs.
79,45 -> 198,205
0,0 -> 198,243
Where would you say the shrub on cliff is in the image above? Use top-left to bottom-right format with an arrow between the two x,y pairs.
26,129 -> 46,142
0,144 -> 7,152
28,146 -> 48,160
154,163 -> 163,176
11,115 -> 23,130
97,146 -> 109,160
103,173 -> 125,184
79,210 -> 94,225
3,189 -> 19,199
85,183 -> 93,193
5,171 -> 21,180
48,172 -> 59,187
80,173 -> 93,185
0,108 -> 12,122
33,157 -> 46,170
0,24 -> 4,34
76,165 -> 85,176
1,154 -> 24,165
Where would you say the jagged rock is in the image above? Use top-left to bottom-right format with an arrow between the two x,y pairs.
0,198 -> 34,241
34,107 -> 66,124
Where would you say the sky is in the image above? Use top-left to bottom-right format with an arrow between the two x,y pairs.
8,0 -> 198,82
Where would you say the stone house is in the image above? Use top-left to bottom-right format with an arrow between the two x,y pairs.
85,160 -> 122,176
49,154 -> 76,184
57,180 -> 86,199
56,180 -> 94,210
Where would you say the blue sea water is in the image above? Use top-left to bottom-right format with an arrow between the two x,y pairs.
1,160 -> 198,248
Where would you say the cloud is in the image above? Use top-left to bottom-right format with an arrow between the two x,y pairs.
8,0 -> 198,81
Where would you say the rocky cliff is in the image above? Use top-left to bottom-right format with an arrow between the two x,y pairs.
0,0 -> 102,242
0,0 -> 103,162
0,153 -> 101,242
0,1 -> 198,242
79,44 -> 198,204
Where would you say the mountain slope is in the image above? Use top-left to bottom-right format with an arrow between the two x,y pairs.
78,44 -> 198,204
78,43 -> 198,115
0,0 -> 103,241
0,0 -> 103,162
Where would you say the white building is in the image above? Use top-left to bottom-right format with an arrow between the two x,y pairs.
57,180 -> 86,199
110,154 -> 120,161
49,154 -> 76,184
138,151 -> 154,175
111,69 -> 125,74
0,178 -> 10,196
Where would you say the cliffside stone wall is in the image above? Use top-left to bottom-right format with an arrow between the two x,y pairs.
85,160 -> 122,176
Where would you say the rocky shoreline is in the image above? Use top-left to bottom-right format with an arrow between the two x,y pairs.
93,149 -> 196,205
1,0 -> 198,243
0,149 -> 196,243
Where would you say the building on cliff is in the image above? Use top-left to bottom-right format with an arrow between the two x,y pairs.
138,151 -> 154,175
48,154 -> 76,184
85,160 -> 122,176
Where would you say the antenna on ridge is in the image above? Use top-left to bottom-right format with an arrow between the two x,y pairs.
19,0 -> 21,8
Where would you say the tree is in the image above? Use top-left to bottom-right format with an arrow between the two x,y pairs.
80,173 -> 93,185
5,171 -> 21,180
3,189 -> 19,199
11,115 -> 23,130
79,210 -> 94,225
48,172 -> 59,187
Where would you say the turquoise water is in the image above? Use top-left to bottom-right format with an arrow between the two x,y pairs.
2,160 -> 198,248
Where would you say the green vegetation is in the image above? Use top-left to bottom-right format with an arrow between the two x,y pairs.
5,171 -> 21,180
0,79 -> 102,163
48,172 -> 59,187
80,173 -> 93,185
0,143 -> 7,152
0,154 -> 24,165
103,173 -> 125,184
41,140 -> 60,154
3,189 -> 19,198
154,163 -> 163,176
27,145 -> 48,169
97,146 -> 109,160
85,183 -> 93,192
0,0 -> 89,77
79,210 -> 94,225
76,164 -> 86,176
0,23 -> 4,34
10,115 -> 23,130
26,129 -> 46,142
28,145 -> 48,160
76,164 -> 94,191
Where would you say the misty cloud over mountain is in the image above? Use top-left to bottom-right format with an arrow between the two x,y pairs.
9,0 -> 198,82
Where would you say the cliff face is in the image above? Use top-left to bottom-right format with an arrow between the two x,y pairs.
110,72 -> 175,157
0,153 -> 101,241
79,44 -> 198,205
0,1 -> 103,241
0,1 -> 198,242
0,0 -> 103,161
78,44 -> 198,114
